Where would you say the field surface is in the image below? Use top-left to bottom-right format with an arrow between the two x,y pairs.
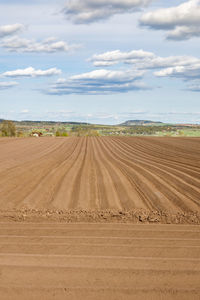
0,222 -> 200,300
0,136 -> 199,214
0,137 -> 200,299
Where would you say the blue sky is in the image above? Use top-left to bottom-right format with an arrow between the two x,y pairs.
0,0 -> 200,124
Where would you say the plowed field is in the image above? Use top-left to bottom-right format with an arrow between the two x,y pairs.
0,137 -> 200,299
0,222 -> 200,300
0,137 -> 200,213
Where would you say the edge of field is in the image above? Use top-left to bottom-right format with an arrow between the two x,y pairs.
0,209 -> 199,224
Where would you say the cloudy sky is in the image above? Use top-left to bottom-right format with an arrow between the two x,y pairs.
0,0 -> 200,124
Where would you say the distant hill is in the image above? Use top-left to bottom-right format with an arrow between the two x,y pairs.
120,120 -> 164,126
16,121 -> 88,125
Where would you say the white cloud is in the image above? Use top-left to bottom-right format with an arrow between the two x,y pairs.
70,68 -> 144,81
167,25 -> 200,41
91,49 -> 155,67
0,81 -> 18,90
143,56 -> 200,69
48,68 -> 148,95
0,24 -> 24,38
1,67 -> 61,78
154,64 -> 200,79
90,49 -> 200,70
153,60 -> 200,92
140,0 -> 200,40
90,49 -> 200,92
0,36 -> 80,53
63,0 -> 152,23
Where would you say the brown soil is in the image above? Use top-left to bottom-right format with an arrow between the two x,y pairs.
0,137 -> 199,216
0,137 -> 200,299
0,222 -> 199,299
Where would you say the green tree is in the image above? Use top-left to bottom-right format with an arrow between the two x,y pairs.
1,120 -> 16,137
62,131 -> 68,137
55,130 -> 68,137
55,130 -> 61,137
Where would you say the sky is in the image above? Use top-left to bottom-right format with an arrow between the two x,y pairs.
0,0 -> 200,124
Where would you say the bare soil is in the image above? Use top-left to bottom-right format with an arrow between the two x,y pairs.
0,222 -> 199,300
0,137 -> 199,218
0,137 -> 200,299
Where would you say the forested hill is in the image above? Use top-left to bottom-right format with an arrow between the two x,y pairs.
120,120 -> 164,126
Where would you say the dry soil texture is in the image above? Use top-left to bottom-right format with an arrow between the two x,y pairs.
0,137 -> 200,299
0,222 -> 199,300
0,137 -> 199,217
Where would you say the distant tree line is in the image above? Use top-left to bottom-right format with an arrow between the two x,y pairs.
71,125 -> 100,137
1,121 -> 193,138
123,125 -> 177,135
0,120 -> 16,137
55,130 -> 69,137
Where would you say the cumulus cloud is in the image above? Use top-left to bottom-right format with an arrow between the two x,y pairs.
0,24 -> 24,38
152,58 -> 200,93
91,49 -> 155,67
140,0 -> 200,40
47,68 -> 148,95
143,56 -> 200,69
90,48 -> 200,92
90,49 -> 200,69
154,64 -> 200,79
70,68 -> 144,81
0,81 -> 18,90
0,36 -> 80,53
1,67 -> 61,78
62,0 -> 152,23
